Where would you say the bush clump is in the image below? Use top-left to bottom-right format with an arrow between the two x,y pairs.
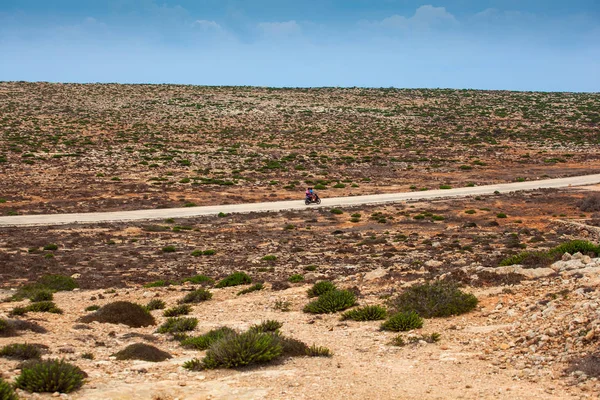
13,274 -> 78,301
549,240 -> 599,257
306,344 -> 332,357
0,343 -> 42,360
288,274 -> 304,283
181,275 -> 214,285
79,301 -> 156,328
341,305 -> 387,321
181,327 -> 236,350
163,304 -> 192,317
199,330 -> 283,370
249,320 -> 283,333
30,290 -> 53,302
113,343 -> 172,362
390,282 -> 478,318
0,319 -> 47,337
215,272 -> 252,288
303,290 -> 357,314
179,288 -> 212,304
0,378 -> 18,400
579,194 -> 600,212
381,311 -> 423,332
157,317 -> 198,333
11,301 -> 63,316
145,299 -> 166,311
307,281 -> 336,298
15,359 -> 85,393
237,283 -> 264,296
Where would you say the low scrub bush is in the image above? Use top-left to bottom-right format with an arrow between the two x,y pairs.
381,311 -> 423,332
181,327 -> 236,350
79,301 -> 156,328
390,282 -> 478,318
13,274 -> 78,300
306,344 -> 332,357
250,320 -> 282,333
341,305 -> 387,321
11,301 -> 63,316
181,275 -> 214,285
288,274 -> 304,283
163,304 -> 191,317
215,272 -> 252,288
157,317 -> 198,333
0,319 -> 46,337
200,330 -> 283,369
237,283 -> 264,296
144,280 -> 171,288
179,288 -> 212,303
579,194 -> 600,212
307,281 -> 336,298
0,378 -> 18,400
303,290 -> 357,314
0,343 -> 42,360
145,299 -> 166,311
15,359 -> 85,393
113,343 -> 172,362
30,290 -> 53,302
549,240 -> 599,257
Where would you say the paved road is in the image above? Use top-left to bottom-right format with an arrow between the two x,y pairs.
1,174 -> 600,227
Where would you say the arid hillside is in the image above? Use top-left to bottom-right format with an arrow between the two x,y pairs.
1,83 -> 599,215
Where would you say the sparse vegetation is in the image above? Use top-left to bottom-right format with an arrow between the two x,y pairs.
163,304 -> 192,317
0,343 -> 42,360
179,288 -> 212,303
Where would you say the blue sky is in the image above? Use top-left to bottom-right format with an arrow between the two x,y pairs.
1,1 -> 599,91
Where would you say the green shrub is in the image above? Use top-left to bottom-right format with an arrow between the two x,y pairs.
30,290 -> 53,302
38,274 -> 78,291
261,255 -> 277,262
181,327 -> 236,350
0,378 -> 18,400
307,281 -> 336,298
549,240 -> 599,257
180,288 -> 212,304
288,274 -> 304,283
162,245 -> 177,253
15,359 -> 85,393
341,305 -> 387,321
181,275 -> 214,285
381,311 -> 423,332
0,319 -> 46,337
250,320 -> 283,333
304,290 -> 357,314
390,282 -> 478,318
157,317 -> 198,333
439,185 -> 452,189
306,345 -> 332,357
43,244 -> 59,251
144,280 -> 171,288
496,213 -> 507,218
80,301 -> 156,328
499,251 -> 555,267
330,208 -> 344,215
0,319 -> 13,337
200,330 -> 283,369
0,343 -> 42,360
215,272 -> 252,288
237,283 -> 263,296
145,299 -> 166,311
113,343 -> 172,362
85,305 -> 100,312
12,301 -> 63,316
304,265 -> 317,272
163,304 -> 192,317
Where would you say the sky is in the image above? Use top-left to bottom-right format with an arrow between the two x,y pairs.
0,1 -> 599,91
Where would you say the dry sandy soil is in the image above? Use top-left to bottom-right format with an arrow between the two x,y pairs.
1,83 -> 599,215
1,189 -> 600,399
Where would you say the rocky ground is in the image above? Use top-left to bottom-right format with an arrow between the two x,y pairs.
1,189 -> 599,399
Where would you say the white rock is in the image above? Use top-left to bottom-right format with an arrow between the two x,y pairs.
364,268 -> 388,281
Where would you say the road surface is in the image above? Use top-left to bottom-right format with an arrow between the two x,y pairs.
1,174 -> 599,227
